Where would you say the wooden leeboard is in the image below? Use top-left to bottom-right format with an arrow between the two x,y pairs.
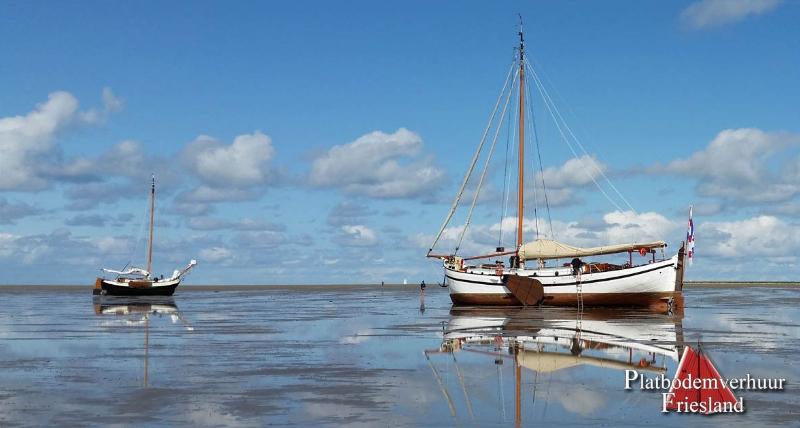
128,280 -> 154,289
505,275 -> 544,306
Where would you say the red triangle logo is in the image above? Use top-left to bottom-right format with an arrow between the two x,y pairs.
665,345 -> 738,414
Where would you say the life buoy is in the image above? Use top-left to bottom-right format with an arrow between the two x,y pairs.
639,247 -> 648,257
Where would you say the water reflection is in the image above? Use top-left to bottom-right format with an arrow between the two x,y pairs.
425,307 -> 684,424
92,296 -> 192,387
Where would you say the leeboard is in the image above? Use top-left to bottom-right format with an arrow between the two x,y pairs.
505,275 -> 544,306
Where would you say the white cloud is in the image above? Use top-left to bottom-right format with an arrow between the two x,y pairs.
517,155 -> 610,207
0,198 -> 42,224
184,132 -> 275,187
537,155 -> 608,188
701,215 -> 800,258
0,89 -> 123,191
309,128 -> 445,199
0,92 -> 79,190
649,128 -> 800,203
337,225 -> 378,247
599,211 -> 679,244
177,185 -> 256,203
327,201 -> 376,226
101,87 -> 124,112
199,246 -> 234,263
187,216 -> 285,231
0,229 -> 131,266
681,0 -> 782,30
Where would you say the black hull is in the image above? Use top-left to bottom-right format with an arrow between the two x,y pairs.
101,281 -> 179,296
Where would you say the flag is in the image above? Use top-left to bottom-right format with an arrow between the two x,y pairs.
686,206 -> 694,266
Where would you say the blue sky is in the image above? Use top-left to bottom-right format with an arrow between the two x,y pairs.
1,0 -> 798,284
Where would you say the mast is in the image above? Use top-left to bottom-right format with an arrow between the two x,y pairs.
146,174 -> 155,277
516,24 -> 525,252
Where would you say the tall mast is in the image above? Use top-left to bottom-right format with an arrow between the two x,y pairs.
146,174 -> 155,277
516,24 -> 525,252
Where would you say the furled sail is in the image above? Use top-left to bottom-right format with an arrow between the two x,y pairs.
102,266 -> 150,277
518,239 -> 666,261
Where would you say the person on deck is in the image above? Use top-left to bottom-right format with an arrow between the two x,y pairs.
571,258 -> 584,276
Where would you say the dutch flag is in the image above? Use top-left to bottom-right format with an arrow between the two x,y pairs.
686,206 -> 695,266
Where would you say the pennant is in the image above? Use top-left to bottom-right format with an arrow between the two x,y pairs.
686,206 -> 694,266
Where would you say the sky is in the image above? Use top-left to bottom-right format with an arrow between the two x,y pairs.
1,0 -> 798,284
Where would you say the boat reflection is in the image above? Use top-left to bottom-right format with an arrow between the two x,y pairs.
92,296 -> 192,387
425,307 -> 684,424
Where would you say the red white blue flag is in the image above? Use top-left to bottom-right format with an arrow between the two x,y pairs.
686,206 -> 694,265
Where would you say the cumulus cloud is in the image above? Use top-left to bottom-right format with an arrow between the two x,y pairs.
648,128 -> 800,204
0,89 -> 125,191
101,87 -> 124,113
537,155 -> 608,188
64,213 -> 132,227
327,201 -> 377,226
0,92 -> 80,190
234,230 -> 288,248
177,131 -> 278,205
0,198 -> 42,224
0,229 -> 131,266
336,225 -> 378,247
177,185 -> 257,204
309,128 -> 445,199
701,215 -> 800,259
183,132 -> 275,187
187,216 -> 285,232
522,155 -> 610,207
680,0 -> 782,30
199,246 -> 234,263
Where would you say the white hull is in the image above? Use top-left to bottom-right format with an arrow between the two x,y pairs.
446,255 -> 681,308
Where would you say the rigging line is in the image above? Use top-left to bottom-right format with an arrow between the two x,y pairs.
526,59 -> 636,213
428,60 -> 517,254
526,73 -> 554,239
526,61 -> 625,212
455,67 -> 518,254
498,75 -> 515,247
501,74 -> 520,247
127,188 -> 151,269
503,78 -> 519,247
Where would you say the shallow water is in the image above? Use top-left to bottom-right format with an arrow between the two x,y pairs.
0,285 -> 797,427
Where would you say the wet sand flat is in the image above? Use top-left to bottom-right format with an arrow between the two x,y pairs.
0,285 -> 797,426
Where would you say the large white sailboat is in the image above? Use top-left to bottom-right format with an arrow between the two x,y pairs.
427,25 -> 685,310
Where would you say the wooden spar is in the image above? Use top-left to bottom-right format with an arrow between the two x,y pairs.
675,241 -> 686,291
426,253 -> 454,259
516,28 -> 525,253
146,175 -> 155,277
462,250 -> 518,261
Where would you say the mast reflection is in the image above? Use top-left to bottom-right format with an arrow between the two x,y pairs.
92,296 -> 192,387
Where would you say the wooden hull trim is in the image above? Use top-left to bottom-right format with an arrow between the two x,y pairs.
450,291 -> 681,312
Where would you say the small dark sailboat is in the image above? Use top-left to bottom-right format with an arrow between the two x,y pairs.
94,176 -> 196,296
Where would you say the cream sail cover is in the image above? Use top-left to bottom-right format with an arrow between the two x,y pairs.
518,239 -> 666,261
